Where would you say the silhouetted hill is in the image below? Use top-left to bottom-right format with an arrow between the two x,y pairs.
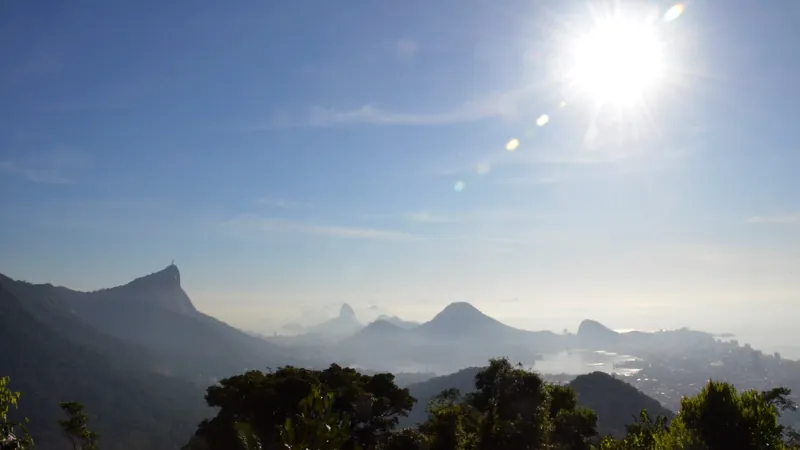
0,273 -> 168,374
332,302 -> 568,373
569,372 -> 674,437
416,302 -> 509,339
577,319 -> 621,349
402,367 -> 672,437
375,314 -> 419,329
360,319 -> 407,337
0,285 -> 207,450
92,264 -> 196,314
417,302 -> 564,348
402,367 -> 480,425
306,303 -> 363,337
0,266 -> 299,383
576,319 -> 719,356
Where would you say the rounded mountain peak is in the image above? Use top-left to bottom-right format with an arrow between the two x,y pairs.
577,319 -> 615,336
339,303 -> 356,319
439,302 -> 483,317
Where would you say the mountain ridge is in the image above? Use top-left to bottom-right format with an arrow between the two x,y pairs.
0,284 -> 206,450
0,265 -> 300,383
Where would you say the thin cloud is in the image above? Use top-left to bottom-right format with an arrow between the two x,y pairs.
364,211 -> 456,224
402,211 -> 456,224
0,161 -> 72,184
746,214 -> 800,225
255,197 -> 310,209
256,89 -> 532,130
494,175 -> 561,186
307,100 -> 516,127
223,216 -> 417,241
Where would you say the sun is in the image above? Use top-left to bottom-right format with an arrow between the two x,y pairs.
566,16 -> 665,107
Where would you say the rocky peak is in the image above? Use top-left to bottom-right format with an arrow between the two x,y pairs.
110,264 -> 196,314
339,303 -> 356,320
576,319 -> 620,348
127,264 -> 181,290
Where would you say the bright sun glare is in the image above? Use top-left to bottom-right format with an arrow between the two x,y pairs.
567,16 -> 665,107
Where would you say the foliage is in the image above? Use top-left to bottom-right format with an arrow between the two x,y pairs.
58,402 -> 99,450
279,384 -> 352,450
413,358 -> 599,450
4,356 -> 800,450
0,377 -> 33,450
679,380 -> 785,450
403,368 -> 673,438
191,364 -> 414,450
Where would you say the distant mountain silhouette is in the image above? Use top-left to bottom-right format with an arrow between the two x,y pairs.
577,319 -> 622,349
417,302 -> 565,352
416,302 -> 523,340
335,302 -> 565,373
281,322 -> 306,334
340,302 -> 356,319
305,303 -> 363,337
577,319 -> 718,355
375,314 -> 419,329
402,367 -> 672,437
92,264 -> 196,314
0,284 -> 206,449
360,319 -> 407,336
0,265 -> 299,382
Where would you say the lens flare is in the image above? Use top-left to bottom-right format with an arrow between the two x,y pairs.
536,114 -> 550,127
664,4 -> 684,22
453,181 -> 466,192
505,138 -> 520,151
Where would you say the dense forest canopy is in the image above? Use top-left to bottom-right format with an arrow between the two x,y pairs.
3,357 -> 798,450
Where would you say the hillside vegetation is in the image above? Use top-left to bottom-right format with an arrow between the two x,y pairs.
4,357 -> 798,450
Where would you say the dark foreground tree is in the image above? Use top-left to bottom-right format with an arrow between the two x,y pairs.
680,380 -> 784,450
603,381 -> 797,450
58,402 -> 99,450
189,364 -> 414,450
415,358 -> 599,450
0,377 -> 33,450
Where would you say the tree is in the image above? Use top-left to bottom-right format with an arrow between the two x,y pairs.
190,364 -> 414,450
0,377 -> 33,450
678,380 -> 784,450
419,389 -> 475,450
609,410 -> 671,450
279,385 -> 351,450
547,384 -> 598,450
762,387 -> 797,414
383,428 -> 429,450
468,358 -> 552,450
415,358 -> 598,450
58,402 -> 99,450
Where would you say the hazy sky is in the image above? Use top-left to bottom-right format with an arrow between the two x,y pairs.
1,0 -> 798,334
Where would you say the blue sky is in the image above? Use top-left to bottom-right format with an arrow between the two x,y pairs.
1,0 -> 798,335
